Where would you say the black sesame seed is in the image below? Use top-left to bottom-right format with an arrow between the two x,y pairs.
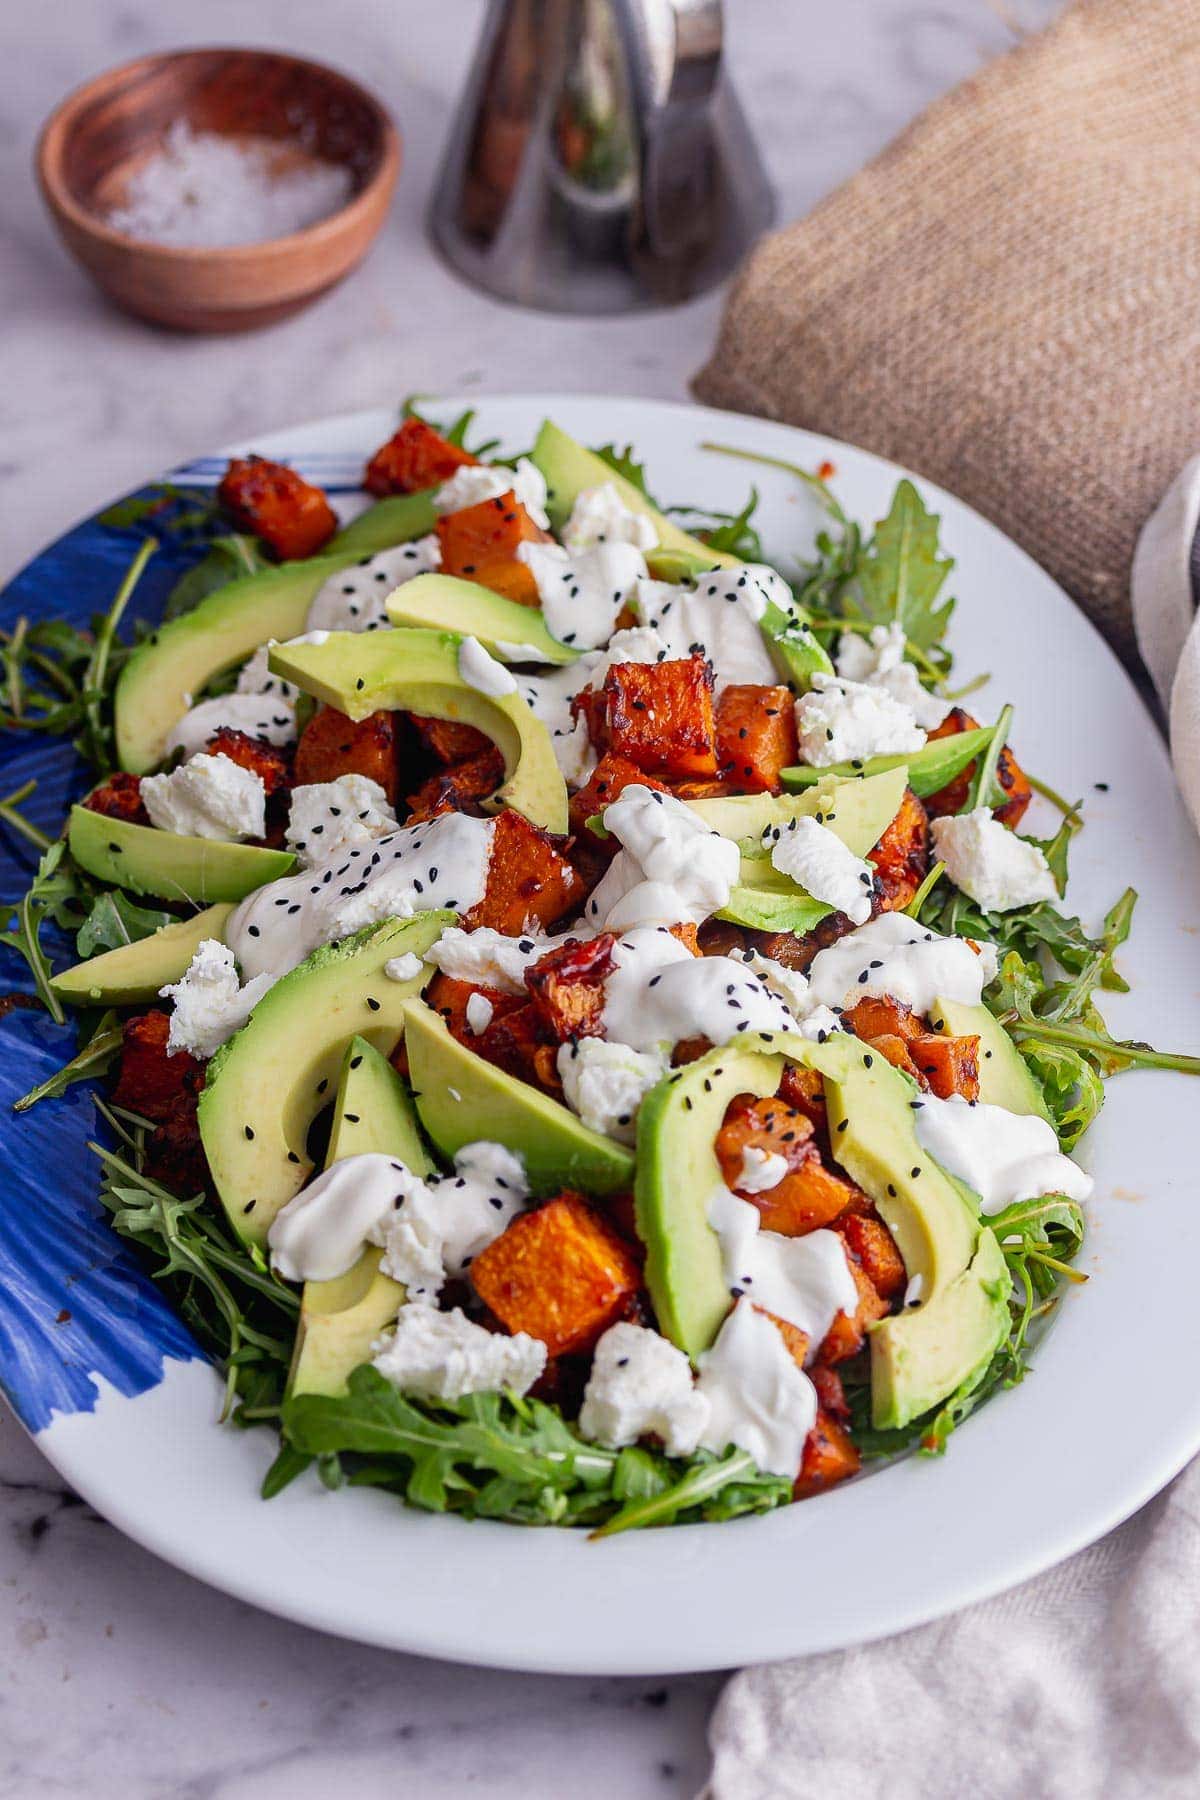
366,996 -> 381,1012
244,1125 -> 255,1140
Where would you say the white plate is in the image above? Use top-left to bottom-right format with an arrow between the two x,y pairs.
28,396 -> 1200,1673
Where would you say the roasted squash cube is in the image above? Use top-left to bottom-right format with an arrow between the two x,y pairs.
814,1259 -> 890,1366
218,456 -> 337,561
868,785 -> 929,910
404,746 -> 505,823
601,657 -> 718,780
83,770 -> 149,827
715,684 -> 798,794
424,973 -> 526,1046
845,995 -> 921,1045
465,807 -> 585,934
524,933 -> 616,1042
568,752 -> 669,842
925,707 -> 1033,829
364,418 -> 476,496
410,713 -> 492,765
293,707 -> 398,805
794,1409 -> 862,1497
113,1011 -> 204,1120
470,1193 -> 643,1355
837,1213 -> 907,1301
436,492 -> 550,607
716,1094 -> 864,1235
909,1029 -> 981,1101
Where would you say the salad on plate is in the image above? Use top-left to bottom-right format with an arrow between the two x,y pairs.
4,406 -> 1196,1535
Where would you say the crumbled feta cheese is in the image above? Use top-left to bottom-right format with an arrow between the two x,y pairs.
372,1304 -> 546,1401
762,815 -> 874,925
696,1300 -> 817,1478
434,460 -> 550,529
557,1035 -> 669,1142
931,809 -> 1058,912
562,483 -> 659,554
458,634 -> 518,697
425,925 -> 553,995
269,1152 -> 406,1282
142,752 -> 266,841
804,910 -> 998,1017
517,538 -> 648,650
632,566 -> 781,694
579,1322 -> 709,1456
585,785 -> 740,931
465,992 -> 494,1035
373,1140 -> 529,1303
384,952 -> 423,983
164,692 -> 298,761
159,939 -> 273,1059
794,673 -> 926,767
795,1004 -> 844,1042
914,1093 -> 1093,1215
835,623 -> 951,729
285,773 -> 398,869
305,537 -> 441,633
736,1146 -> 790,1194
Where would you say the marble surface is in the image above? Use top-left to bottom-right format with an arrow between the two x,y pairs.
0,1 -> 1063,1793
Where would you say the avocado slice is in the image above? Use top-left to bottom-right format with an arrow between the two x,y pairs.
287,1036 -> 428,1399
634,1029 -> 1008,1430
635,1044 -> 785,1356
68,804 -> 295,904
929,997 -> 1052,1122
385,572 -> 579,666
50,902 -> 233,1006
402,999 -> 634,1195
268,627 -> 568,834
198,910 -> 452,1246
327,491 -> 437,558
115,492 -> 437,775
531,420 -> 739,566
712,767 -> 909,930
781,728 -> 992,798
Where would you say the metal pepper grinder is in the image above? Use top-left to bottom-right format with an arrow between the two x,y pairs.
428,0 -> 775,313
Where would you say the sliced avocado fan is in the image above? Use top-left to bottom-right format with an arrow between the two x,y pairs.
114,489 -> 436,775
385,572 -> 579,666
199,910 -> 451,1247
268,627 -> 568,834
68,805 -> 295,905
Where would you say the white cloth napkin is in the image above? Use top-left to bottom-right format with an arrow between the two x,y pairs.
706,465 -> 1200,1800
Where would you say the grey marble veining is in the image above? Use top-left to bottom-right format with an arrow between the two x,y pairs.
0,2 -> 1063,1794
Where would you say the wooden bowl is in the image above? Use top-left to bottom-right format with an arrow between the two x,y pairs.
36,48 -> 400,332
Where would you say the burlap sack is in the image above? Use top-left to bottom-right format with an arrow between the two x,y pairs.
694,0 -> 1200,668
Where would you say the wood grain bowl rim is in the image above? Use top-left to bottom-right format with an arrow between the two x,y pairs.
35,45 -> 401,263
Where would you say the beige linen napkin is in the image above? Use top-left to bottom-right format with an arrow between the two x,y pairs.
693,0 -> 1200,670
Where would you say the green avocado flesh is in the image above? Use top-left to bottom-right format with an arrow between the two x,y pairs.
199,911 -> 451,1247
50,902 -> 233,1006
403,1000 -> 634,1196
287,1036 -> 428,1400
635,1044 -> 785,1358
268,627 -> 568,834
710,767 -> 909,930
781,727 -> 992,798
930,997 -> 1052,1121
635,1029 -> 1009,1428
531,420 -> 739,567
327,491 -> 437,558
385,572 -> 578,666
115,492 -> 436,775
68,805 -> 295,904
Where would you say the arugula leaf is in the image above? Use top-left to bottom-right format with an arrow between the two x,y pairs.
75,892 -> 174,958
162,534 -> 267,621
989,948 -> 1200,1081
857,480 -> 955,651
281,1367 -> 791,1532
12,1013 -> 123,1113
0,835 -> 93,1025
667,488 -> 764,562
592,442 -> 654,499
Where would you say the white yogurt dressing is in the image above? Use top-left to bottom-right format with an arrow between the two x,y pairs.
434,460 -> 550,529
305,538 -> 441,634
696,1299 -> 818,1478
764,815 -> 874,925
707,1186 -> 858,1356
804,911 -> 998,1018
599,925 -> 797,1053
227,811 -> 494,982
458,635 -> 518,697
585,785 -> 740,931
268,1153 -> 403,1282
914,1093 -> 1093,1214
517,538 -> 648,649
632,567 -> 782,694
165,693 -> 298,761
736,1146 -> 791,1194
